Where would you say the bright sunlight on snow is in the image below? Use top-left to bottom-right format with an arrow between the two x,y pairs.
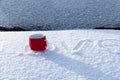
0,30 -> 120,80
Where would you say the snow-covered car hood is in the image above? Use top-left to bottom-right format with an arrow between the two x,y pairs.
0,30 -> 120,80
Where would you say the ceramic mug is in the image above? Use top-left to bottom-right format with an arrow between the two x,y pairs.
29,34 -> 47,51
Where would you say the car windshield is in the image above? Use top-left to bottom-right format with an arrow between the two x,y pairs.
0,0 -> 120,31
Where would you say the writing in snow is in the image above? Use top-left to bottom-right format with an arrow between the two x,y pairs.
0,39 -> 119,54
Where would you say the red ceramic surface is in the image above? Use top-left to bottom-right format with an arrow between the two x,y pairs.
29,34 -> 47,51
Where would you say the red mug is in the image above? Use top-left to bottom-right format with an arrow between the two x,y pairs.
29,34 -> 47,51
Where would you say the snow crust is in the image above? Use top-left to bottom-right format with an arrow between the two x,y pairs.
0,30 -> 120,80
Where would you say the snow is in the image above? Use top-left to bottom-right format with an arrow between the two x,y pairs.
0,0 -> 120,29
0,30 -> 120,80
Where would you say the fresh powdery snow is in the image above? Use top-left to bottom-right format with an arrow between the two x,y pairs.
0,30 -> 120,80
0,0 -> 120,29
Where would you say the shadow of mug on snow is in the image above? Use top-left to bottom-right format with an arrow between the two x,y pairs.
28,50 -> 119,80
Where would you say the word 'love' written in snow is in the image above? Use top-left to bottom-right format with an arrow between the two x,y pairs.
0,39 -> 119,54
61,39 -> 120,54
0,40 -> 4,52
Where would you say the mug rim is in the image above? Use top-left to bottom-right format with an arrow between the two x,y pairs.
30,34 -> 45,38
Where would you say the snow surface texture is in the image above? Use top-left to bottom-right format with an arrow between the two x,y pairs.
0,30 -> 120,80
0,0 -> 120,30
